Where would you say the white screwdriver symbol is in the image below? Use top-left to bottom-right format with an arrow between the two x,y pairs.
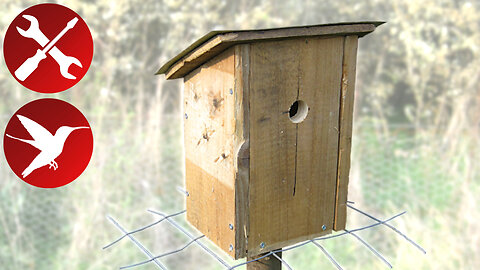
15,17 -> 78,81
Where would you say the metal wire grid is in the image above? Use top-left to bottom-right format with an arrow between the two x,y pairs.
104,200 -> 426,270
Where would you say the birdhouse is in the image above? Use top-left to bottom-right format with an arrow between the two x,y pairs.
157,22 -> 383,259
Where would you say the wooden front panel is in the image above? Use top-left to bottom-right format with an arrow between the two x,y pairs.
183,48 -> 237,257
248,36 -> 344,256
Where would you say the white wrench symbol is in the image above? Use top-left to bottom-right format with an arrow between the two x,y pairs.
16,15 -> 82,80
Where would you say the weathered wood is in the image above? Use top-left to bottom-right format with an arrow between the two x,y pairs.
233,44 -> 250,258
247,36 -> 344,256
162,23 -> 381,260
158,22 -> 383,79
183,48 -> 237,257
247,251 -> 282,270
333,35 -> 359,231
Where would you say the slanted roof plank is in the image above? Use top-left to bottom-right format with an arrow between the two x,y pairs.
158,22 -> 384,79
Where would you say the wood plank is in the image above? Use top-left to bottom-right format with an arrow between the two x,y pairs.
160,23 -> 381,79
183,48 -> 237,257
248,39 -> 298,256
334,35 -> 359,231
248,36 -> 344,256
296,37 -> 344,237
165,35 -> 236,80
233,44 -> 250,258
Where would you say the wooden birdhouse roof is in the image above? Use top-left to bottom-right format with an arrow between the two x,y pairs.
157,21 -> 384,79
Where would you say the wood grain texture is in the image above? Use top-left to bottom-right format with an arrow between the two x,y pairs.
233,44 -> 250,258
333,36 -> 359,231
247,36 -> 344,256
161,23 -> 381,79
182,34 -> 361,259
183,48 -> 237,257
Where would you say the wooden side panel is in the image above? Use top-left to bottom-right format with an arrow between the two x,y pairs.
183,48 -> 237,257
248,37 -> 344,256
334,36 -> 359,231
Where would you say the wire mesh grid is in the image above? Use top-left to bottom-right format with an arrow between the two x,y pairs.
104,198 -> 426,270
0,124 -> 433,269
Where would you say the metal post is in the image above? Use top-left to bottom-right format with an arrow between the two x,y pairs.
247,250 -> 282,270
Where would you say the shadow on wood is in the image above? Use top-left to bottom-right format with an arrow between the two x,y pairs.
247,250 -> 282,270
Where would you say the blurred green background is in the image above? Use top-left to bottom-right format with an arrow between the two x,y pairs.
0,0 -> 478,269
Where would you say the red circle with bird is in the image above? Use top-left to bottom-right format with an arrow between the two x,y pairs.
3,98 -> 94,188
3,3 -> 93,93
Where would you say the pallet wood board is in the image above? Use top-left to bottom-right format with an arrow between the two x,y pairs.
334,36 -> 359,231
233,44 -> 250,258
247,36 -> 344,256
157,22 -> 384,79
183,47 -> 238,257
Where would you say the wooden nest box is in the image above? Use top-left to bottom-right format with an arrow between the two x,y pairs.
157,22 -> 383,259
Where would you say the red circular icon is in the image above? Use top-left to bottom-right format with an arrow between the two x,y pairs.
3,99 -> 94,188
3,3 -> 93,93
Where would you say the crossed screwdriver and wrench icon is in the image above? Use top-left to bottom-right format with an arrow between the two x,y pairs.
14,15 -> 82,81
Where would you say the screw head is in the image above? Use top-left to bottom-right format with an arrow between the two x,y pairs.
260,242 -> 266,249
322,225 -> 327,231
229,224 -> 234,230
229,88 -> 233,95
184,113 -> 188,119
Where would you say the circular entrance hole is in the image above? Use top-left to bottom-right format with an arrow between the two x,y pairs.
288,100 -> 309,123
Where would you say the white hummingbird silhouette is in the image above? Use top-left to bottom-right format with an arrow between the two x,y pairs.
6,115 -> 90,178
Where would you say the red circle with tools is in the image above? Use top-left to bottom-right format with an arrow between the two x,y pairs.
3,99 -> 94,188
3,3 -> 93,93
